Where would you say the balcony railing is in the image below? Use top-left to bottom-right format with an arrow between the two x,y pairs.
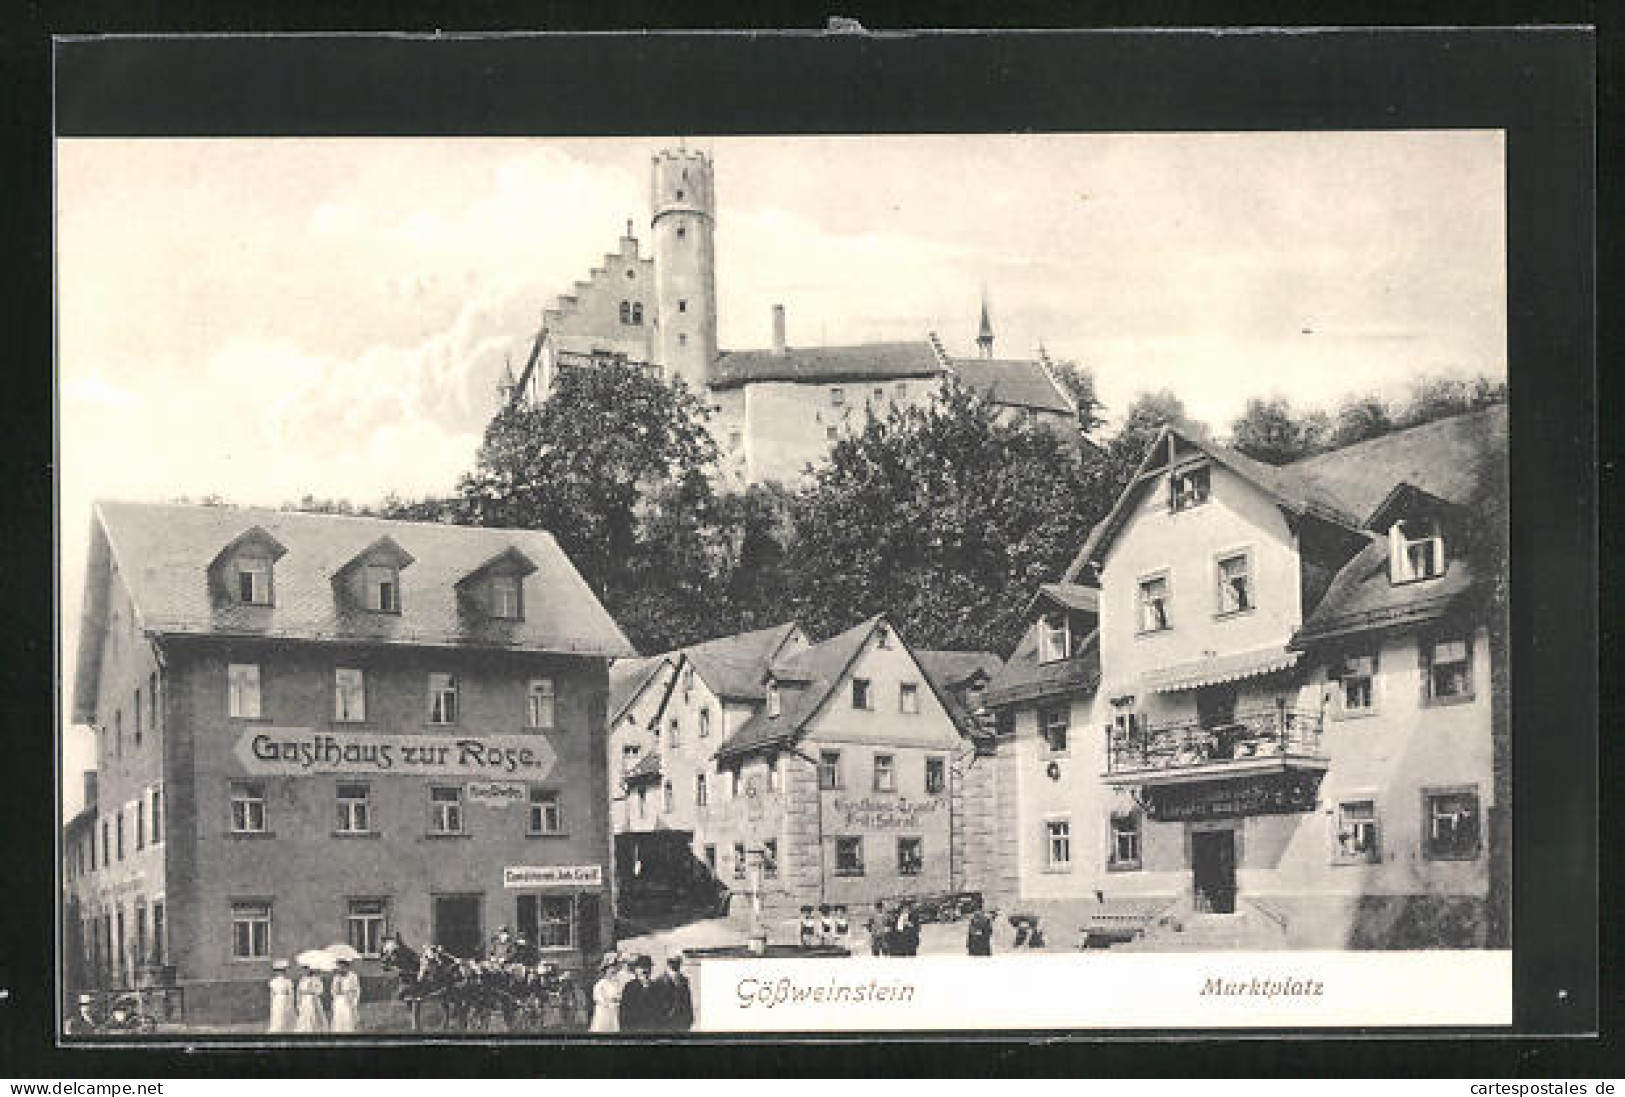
1105,707 -> 1326,780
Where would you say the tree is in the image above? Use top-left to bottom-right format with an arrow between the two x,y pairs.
1329,394 -> 1394,448
1102,389 -> 1193,496
1046,358 -> 1108,438
782,382 -> 1115,653
1395,373 -> 1508,430
1228,396 -> 1325,465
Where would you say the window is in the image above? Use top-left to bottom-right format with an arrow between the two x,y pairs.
149,672 -> 158,732
231,901 -> 271,959
873,387 -> 884,403
662,780 -> 674,812
363,564 -> 401,612
876,624 -> 892,649
528,788 -> 563,835
826,425 -> 838,441
766,682 -> 781,718
619,300 -> 631,324
621,743 -> 642,772
428,673 -> 459,724
668,716 -> 681,748
134,688 -> 142,745
1045,818 -> 1072,870
678,333 -> 687,347
237,557 -> 272,605
228,664 -> 261,718
116,811 -> 125,860
852,678 -> 872,710
492,575 -> 523,619
115,709 -> 122,756
136,801 -> 146,850
1422,788 -> 1481,860
698,707 -> 711,737
336,783 -> 371,833
676,225 -> 687,240
230,783 -> 266,833
727,769 -> 739,800
767,755 -> 782,793
527,678 -> 556,729
1334,799 -> 1380,863
152,900 -> 165,965
683,666 -> 695,701
1335,653 -> 1377,713
429,786 -> 464,834
732,841 -> 747,879
101,820 -> 109,866
1390,518 -> 1445,582
148,786 -> 164,845
1169,464 -> 1210,511
728,430 -> 743,450
534,896 -> 572,949
675,188 -> 685,200
1216,551 -> 1253,614
819,750 -> 841,790
346,899 -> 387,958
1041,708 -> 1070,755
895,836 -> 926,877
1424,636 -> 1473,702
895,382 -> 907,399
334,668 -> 366,723
830,387 -> 845,406
703,844 -> 717,874
872,754 -> 896,793
695,774 -> 709,807
899,682 -> 920,714
762,838 -> 779,879
925,756 -> 946,795
1109,810 -> 1142,869
1038,612 -> 1071,663
632,302 -> 643,324
834,836 -> 865,877
678,299 -> 687,313
1138,574 -> 1171,633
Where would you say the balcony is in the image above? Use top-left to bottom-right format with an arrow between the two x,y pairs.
1103,707 -> 1327,787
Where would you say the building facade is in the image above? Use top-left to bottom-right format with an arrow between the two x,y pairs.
67,502 -> 635,1021
983,407 -> 1507,949
612,617 -> 1000,930
506,146 -> 1079,486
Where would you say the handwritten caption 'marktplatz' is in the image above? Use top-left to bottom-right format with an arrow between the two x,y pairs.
1199,975 -> 1324,999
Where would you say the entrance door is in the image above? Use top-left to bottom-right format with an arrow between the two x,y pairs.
432,895 -> 484,958
1191,829 -> 1238,914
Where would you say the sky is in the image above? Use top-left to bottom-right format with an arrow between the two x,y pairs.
56,132 -> 1506,816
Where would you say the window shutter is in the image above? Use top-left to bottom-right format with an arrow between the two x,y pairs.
575,893 -> 602,955
1389,523 -> 1408,581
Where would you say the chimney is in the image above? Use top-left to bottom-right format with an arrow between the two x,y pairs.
772,304 -> 786,356
82,770 -> 98,811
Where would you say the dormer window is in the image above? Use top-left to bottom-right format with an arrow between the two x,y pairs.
491,575 -> 522,619
1169,464 -> 1210,512
1390,517 -> 1445,583
236,558 -> 272,605
1038,612 -> 1071,663
456,545 -> 538,621
211,526 -> 287,607
364,565 -> 401,613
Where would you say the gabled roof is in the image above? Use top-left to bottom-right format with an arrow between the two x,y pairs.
677,621 -> 804,702
624,749 -> 663,785
1025,582 -> 1100,619
455,545 -> 540,588
715,616 -> 882,761
331,534 -> 416,580
946,357 -> 1074,414
983,626 -> 1101,709
1291,537 -> 1479,648
72,502 -> 636,723
608,655 -> 672,727
917,649 -> 1004,739
206,525 -> 287,571
709,342 -> 942,389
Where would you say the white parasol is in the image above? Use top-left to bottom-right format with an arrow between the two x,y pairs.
324,943 -> 362,963
295,948 -> 337,972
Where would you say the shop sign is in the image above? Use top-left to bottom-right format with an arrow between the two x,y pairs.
831,795 -> 944,830
503,865 -> 603,889
467,780 -> 529,807
234,727 -> 557,778
1142,772 -> 1321,823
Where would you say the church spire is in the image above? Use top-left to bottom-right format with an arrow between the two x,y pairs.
976,291 -> 995,359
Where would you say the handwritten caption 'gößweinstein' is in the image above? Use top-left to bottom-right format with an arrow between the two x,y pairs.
234,728 -> 558,777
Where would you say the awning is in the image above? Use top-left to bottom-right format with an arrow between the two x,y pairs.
1141,646 -> 1300,694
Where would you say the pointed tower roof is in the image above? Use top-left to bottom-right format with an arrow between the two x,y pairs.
976,294 -> 994,358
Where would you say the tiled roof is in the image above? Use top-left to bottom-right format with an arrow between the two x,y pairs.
678,621 -> 802,701
1292,538 -> 1479,647
1027,582 -> 1100,617
983,627 -> 1101,709
917,649 -> 1003,739
73,501 -> 636,721
716,616 -> 881,761
709,342 -> 942,389
946,357 -> 1074,414
624,749 -> 663,785
608,656 -> 670,726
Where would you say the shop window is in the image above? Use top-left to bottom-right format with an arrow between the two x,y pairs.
818,750 -> 841,790
336,783 -> 371,833
428,673 -> 459,724
1041,708 -> 1070,756
897,837 -> 924,877
528,788 -> 563,835
347,899 -> 388,958
834,836 -> 865,877
1138,574 -> 1172,633
1334,799 -> 1380,863
363,564 -> 401,612
429,786 -> 464,835
732,841 -> 747,879
231,901 -> 271,960
852,678 -> 872,710
1045,818 -> 1072,870
1109,810 -> 1142,870
1423,636 -> 1474,704
527,678 -> 556,729
872,754 -> 896,793
1215,551 -> 1253,615
1390,517 -> 1445,583
1038,612 -> 1071,663
334,668 -> 366,723
230,782 -> 266,833
492,575 -> 523,619
1169,464 -> 1210,511
762,838 -> 779,879
1422,788 -> 1481,860
228,663 -> 261,719
1335,652 -> 1378,713
236,556 -> 273,605
899,682 -> 920,713
925,756 -> 946,795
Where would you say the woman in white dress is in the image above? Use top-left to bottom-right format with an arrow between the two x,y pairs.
294,965 -> 329,1033
266,960 -> 297,1034
589,953 -> 624,1033
329,958 -> 362,1033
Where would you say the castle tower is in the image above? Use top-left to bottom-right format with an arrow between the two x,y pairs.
650,147 -> 719,392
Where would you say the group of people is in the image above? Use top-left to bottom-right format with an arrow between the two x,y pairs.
797,904 -> 851,948
863,901 -> 923,956
588,952 -> 694,1033
267,956 -> 363,1034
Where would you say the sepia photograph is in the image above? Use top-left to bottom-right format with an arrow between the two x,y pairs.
55,124 -> 1521,1039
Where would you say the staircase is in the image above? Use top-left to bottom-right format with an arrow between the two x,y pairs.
1116,899 -> 1290,952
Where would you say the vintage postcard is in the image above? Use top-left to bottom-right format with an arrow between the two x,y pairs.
50,29 -> 1591,1046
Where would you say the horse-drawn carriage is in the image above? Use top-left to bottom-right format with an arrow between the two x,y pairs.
381,937 -> 588,1033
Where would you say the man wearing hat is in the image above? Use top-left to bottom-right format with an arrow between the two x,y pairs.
617,953 -> 663,1032
330,957 -> 362,1033
65,993 -> 100,1035
655,955 -> 693,1031
489,925 -> 516,964
266,959 -> 296,1034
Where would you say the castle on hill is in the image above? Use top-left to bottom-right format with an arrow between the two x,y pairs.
503,146 -> 1079,484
